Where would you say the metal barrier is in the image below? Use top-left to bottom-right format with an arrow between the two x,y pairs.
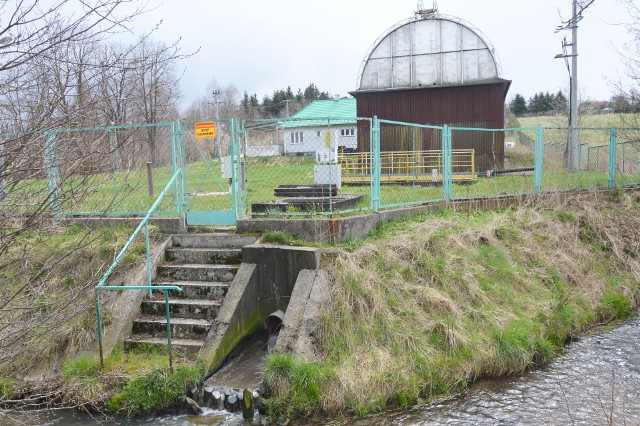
6,119 -> 640,221
339,150 -> 475,183
95,169 -> 184,370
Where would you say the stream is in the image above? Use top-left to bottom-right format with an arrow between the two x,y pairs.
3,315 -> 639,425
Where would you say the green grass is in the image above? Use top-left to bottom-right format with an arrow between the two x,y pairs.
61,346 -> 203,415
263,191 -> 640,418
107,363 -> 203,417
0,225 -> 153,381
518,113 -> 637,128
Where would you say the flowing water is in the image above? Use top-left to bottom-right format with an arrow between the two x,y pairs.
4,316 -> 640,425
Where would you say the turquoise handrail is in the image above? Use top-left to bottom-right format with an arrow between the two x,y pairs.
95,169 -> 184,370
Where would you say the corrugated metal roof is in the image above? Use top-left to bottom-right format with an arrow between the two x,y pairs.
282,98 -> 356,128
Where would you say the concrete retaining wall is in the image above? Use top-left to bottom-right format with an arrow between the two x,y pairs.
274,269 -> 330,360
200,244 -> 320,376
236,192 -> 583,243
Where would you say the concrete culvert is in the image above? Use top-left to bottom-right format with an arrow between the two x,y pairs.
265,310 -> 284,353
264,310 -> 284,335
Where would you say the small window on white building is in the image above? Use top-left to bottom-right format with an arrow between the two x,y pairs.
341,128 -> 355,136
317,130 -> 321,137
290,131 -> 304,144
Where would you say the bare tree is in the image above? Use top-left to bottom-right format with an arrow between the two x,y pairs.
131,38 -> 182,166
613,0 -> 640,125
0,0 -> 193,391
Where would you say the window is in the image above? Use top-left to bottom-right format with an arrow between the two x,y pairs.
317,130 -> 321,137
290,131 -> 304,144
341,128 -> 355,136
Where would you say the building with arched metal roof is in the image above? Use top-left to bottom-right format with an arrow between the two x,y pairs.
351,12 -> 511,172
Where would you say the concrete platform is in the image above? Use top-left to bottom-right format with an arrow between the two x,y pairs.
251,194 -> 363,214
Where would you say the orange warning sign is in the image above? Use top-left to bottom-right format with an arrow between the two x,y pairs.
195,121 -> 216,139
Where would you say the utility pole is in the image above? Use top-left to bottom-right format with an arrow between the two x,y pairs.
212,89 -> 222,160
569,0 -> 579,172
283,99 -> 291,118
555,0 -> 595,171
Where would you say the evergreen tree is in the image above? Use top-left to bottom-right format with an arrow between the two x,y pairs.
509,94 -> 527,117
554,90 -> 568,113
241,91 -> 250,116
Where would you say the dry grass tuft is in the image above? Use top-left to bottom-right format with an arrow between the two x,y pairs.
266,188 -> 640,418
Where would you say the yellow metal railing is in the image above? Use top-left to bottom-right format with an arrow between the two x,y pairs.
339,150 -> 476,183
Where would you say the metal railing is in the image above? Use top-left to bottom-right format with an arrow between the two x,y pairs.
95,169 -> 184,370
339,149 -> 476,184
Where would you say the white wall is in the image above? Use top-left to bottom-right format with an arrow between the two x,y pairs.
284,125 -> 358,154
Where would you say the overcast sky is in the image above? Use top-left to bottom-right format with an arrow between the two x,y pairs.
130,0 -> 633,108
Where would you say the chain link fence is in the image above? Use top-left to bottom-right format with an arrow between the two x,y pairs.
243,118 -> 371,216
5,119 -> 638,222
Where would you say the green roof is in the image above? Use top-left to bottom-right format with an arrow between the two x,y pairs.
281,98 -> 356,128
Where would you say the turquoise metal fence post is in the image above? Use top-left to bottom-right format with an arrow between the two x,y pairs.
442,125 -> 453,201
328,118 -> 333,215
235,119 -> 244,218
44,132 -> 61,216
165,289 -> 173,372
170,121 -> 178,214
230,118 -> 238,220
371,116 -> 381,212
534,126 -> 544,193
241,119 -> 249,215
178,121 -> 188,221
609,126 -> 617,189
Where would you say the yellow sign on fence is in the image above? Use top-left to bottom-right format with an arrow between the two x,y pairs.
195,121 -> 216,139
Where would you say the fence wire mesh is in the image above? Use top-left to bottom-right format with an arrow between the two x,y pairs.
7,119 -> 639,222
56,123 -> 179,215
376,120 -> 445,208
450,128 -> 535,200
616,128 -> 640,187
243,118 -> 371,216
180,119 -> 236,214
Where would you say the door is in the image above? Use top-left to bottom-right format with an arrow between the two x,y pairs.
179,118 -> 243,225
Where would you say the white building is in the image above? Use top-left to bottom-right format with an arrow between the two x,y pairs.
282,98 -> 358,155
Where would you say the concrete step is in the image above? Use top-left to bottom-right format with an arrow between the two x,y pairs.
156,281 -> 230,300
141,299 -> 222,320
132,316 -> 212,340
171,234 -> 257,249
159,264 -> 239,282
165,248 -> 242,265
124,336 -> 203,356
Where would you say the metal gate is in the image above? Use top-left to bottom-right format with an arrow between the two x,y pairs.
178,119 -> 245,225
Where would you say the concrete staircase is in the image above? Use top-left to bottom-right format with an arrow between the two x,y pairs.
125,233 -> 257,356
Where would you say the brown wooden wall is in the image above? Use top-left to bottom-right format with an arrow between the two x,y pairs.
354,81 -> 510,171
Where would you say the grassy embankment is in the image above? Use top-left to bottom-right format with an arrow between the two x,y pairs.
263,189 -> 640,419
0,225 -> 200,416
